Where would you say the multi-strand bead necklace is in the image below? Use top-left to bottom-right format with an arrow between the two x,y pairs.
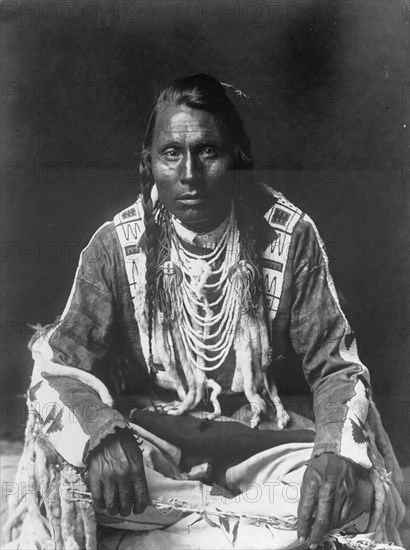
168,209 -> 243,371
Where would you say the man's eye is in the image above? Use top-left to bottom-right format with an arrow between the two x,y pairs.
163,149 -> 180,159
200,147 -> 218,159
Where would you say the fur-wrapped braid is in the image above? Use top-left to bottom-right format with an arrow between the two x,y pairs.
365,399 -> 405,545
3,401 -> 97,550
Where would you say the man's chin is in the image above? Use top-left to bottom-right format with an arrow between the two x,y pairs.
171,202 -> 230,232
176,209 -> 227,233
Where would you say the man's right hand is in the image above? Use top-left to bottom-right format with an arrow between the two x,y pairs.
87,429 -> 150,517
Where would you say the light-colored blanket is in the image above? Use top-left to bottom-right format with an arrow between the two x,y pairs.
1,423 -> 373,550
98,439 -> 372,550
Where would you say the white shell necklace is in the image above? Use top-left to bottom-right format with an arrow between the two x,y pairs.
169,208 -> 242,371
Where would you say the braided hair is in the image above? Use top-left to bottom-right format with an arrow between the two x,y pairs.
139,74 -> 266,367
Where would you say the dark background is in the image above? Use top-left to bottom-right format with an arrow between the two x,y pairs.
1,1 -> 409,465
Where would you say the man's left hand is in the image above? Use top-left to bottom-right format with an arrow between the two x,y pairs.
297,453 -> 367,548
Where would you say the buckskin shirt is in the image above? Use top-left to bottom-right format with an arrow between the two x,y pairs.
9,186 -> 403,550
30,187 -> 372,469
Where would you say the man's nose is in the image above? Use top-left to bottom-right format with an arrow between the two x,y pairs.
179,151 -> 200,184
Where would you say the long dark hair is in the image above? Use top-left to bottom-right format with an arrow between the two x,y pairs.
140,74 -> 264,367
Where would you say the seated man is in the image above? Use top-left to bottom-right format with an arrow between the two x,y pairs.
4,74 -> 405,550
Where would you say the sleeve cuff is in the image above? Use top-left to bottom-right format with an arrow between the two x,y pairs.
313,432 -> 372,469
84,416 -> 133,463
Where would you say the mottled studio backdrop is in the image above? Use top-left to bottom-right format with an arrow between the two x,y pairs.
1,1 -> 409,463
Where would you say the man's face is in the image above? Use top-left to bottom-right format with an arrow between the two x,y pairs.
151,104 -> 235,232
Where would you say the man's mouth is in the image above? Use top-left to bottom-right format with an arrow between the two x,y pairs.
177,194 -> 207,205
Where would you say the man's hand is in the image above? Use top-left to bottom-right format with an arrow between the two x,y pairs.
87,429 -> 150,517
297,453 -> 367,548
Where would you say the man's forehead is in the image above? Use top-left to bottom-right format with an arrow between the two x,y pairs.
153,105 -> 225,141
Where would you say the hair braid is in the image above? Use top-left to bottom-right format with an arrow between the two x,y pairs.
140,167 -> 158,369
234,183 -> 265,309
